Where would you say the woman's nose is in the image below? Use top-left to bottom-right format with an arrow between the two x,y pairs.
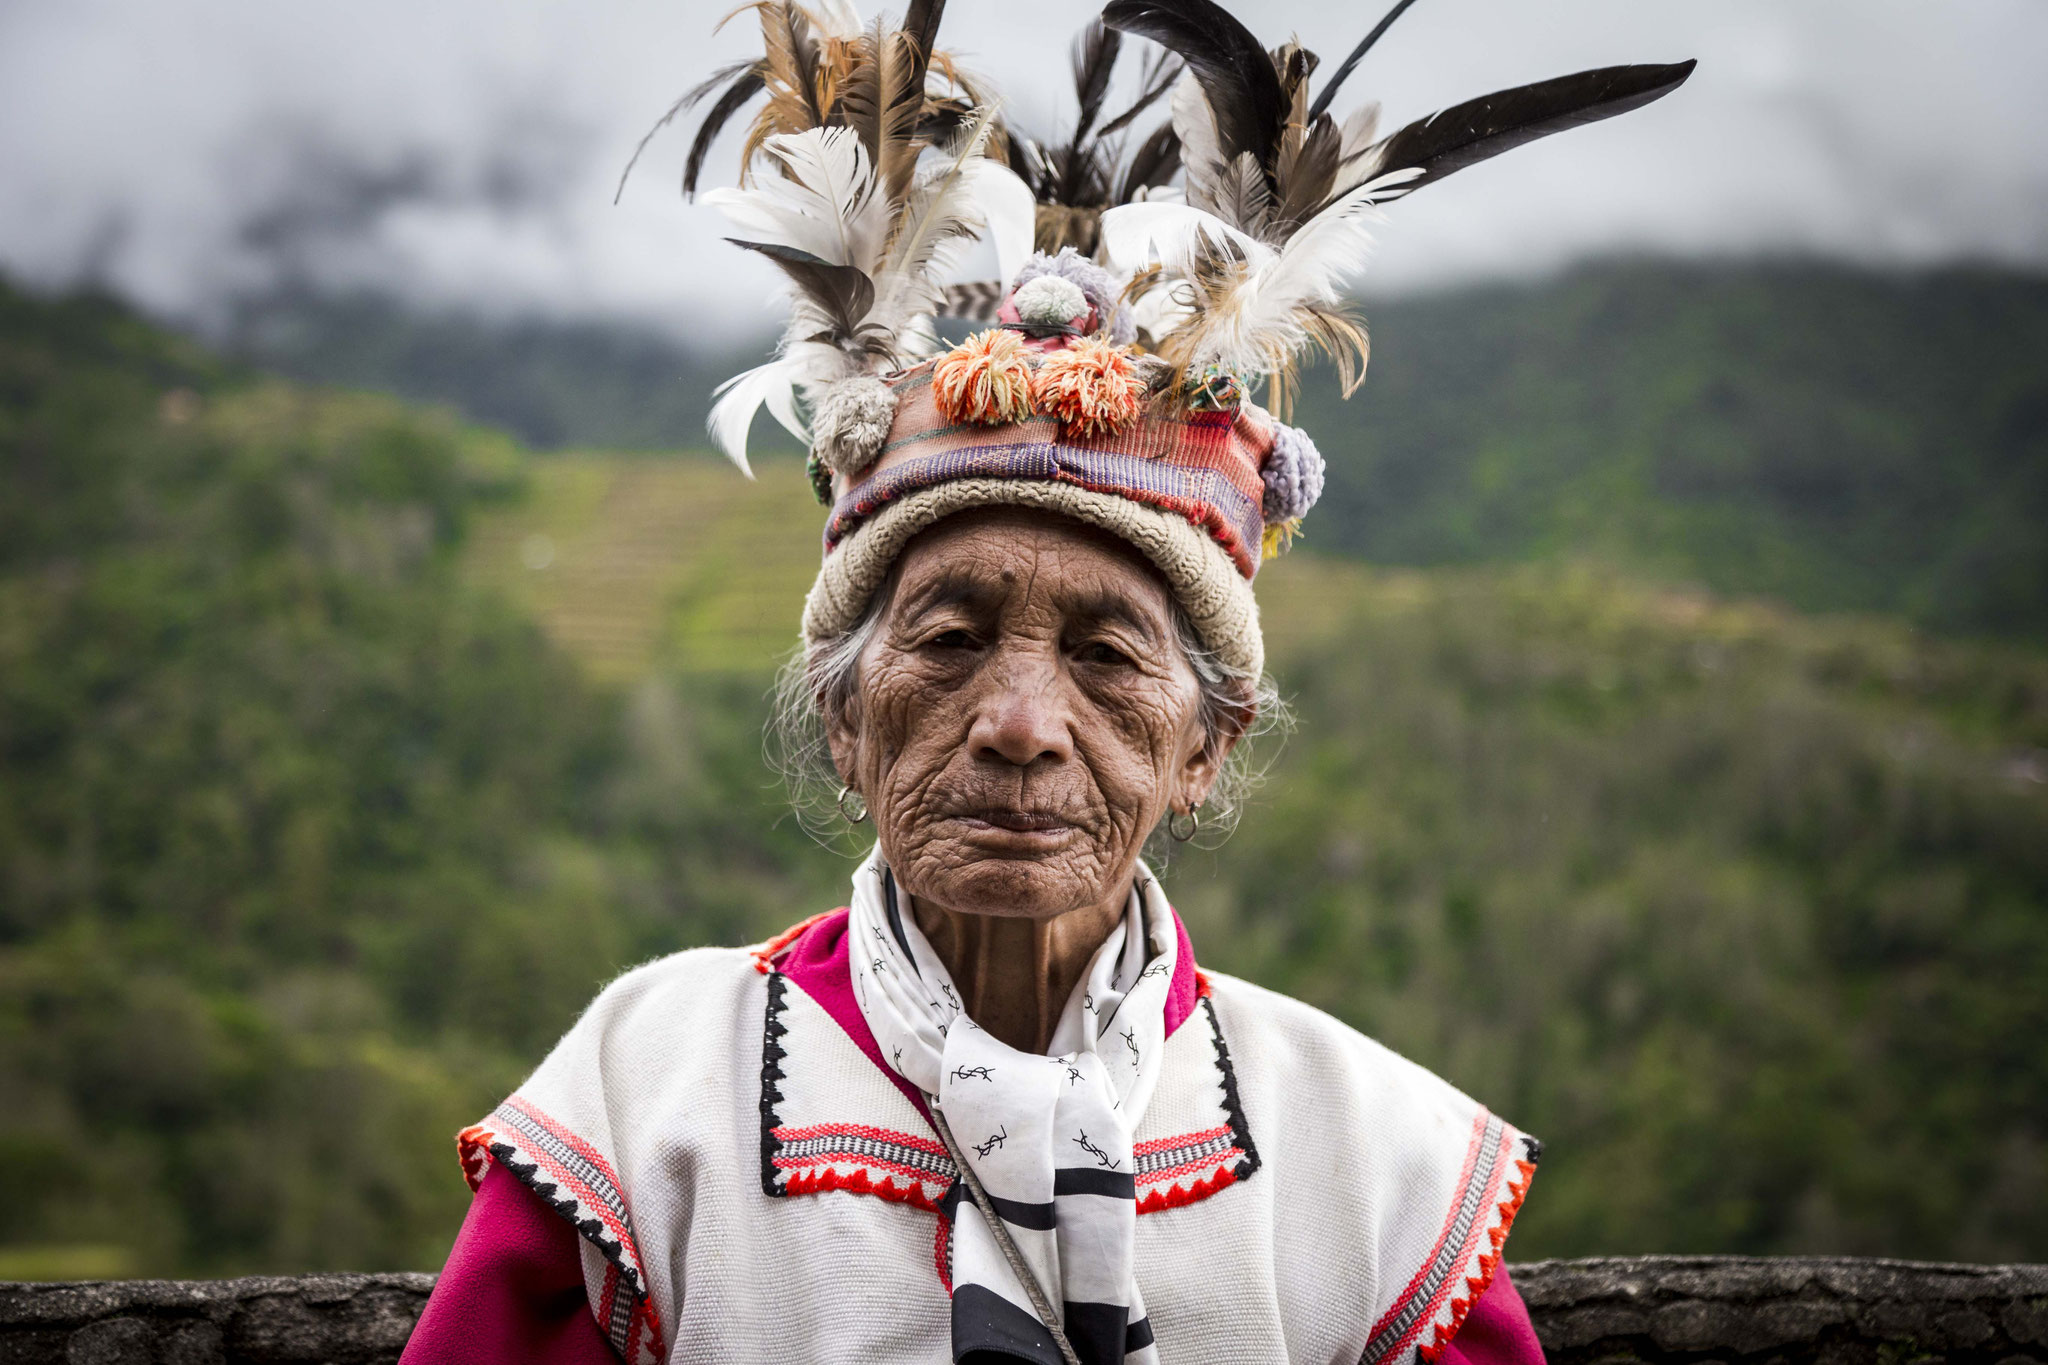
967,650 -> 1074,768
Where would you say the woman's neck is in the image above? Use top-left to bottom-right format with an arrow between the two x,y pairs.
910,892 -> 1127,1054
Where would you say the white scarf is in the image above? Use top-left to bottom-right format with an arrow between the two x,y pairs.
849,850 -> 1174,1365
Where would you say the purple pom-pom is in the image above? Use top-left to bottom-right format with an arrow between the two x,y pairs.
1012,249 -> 1136,345
1261,420 -> 1325,523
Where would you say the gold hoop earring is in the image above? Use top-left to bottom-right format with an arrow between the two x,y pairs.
1168,803 -> 1201,843
836,784 -> 869,825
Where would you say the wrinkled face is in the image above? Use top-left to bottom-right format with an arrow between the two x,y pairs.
827,509 -> 1229,921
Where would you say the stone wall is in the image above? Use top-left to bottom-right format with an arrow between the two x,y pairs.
1515,1258 -> 2048,1364
0,1259 -> 2042,1363
0,1275 -> 429,1365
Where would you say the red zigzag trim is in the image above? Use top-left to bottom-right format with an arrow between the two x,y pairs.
1416,1152 -> 1537,1364
781,1163 -> 942,1214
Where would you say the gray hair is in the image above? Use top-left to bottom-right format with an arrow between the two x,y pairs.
767,581 -> 1289,856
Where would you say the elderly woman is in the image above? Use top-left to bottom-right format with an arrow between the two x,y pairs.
401,5 -> 1689,1362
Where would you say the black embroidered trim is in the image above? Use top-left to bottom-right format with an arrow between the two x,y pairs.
486,1138 -> 645,1352
1201,994 -> 1263,1183
760,969 -> 791,1197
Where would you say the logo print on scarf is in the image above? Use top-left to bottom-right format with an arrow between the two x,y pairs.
1074,1129 -> 1119,1168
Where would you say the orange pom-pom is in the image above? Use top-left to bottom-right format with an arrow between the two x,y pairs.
932,328 -> 1034,426
1032,336 -> 1145,438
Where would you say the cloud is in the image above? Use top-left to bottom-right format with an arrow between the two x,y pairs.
1,0 -> 2043,342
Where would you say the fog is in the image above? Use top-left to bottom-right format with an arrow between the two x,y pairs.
3,0 -> 2044,341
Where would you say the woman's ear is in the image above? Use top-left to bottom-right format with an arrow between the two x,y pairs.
824,688 -> 862,790
1177,696 -> 1253,812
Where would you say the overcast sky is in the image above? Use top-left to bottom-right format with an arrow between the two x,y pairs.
3,0 -> 2045,342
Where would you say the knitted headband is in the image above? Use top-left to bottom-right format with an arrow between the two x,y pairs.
654,0 -> 1693,675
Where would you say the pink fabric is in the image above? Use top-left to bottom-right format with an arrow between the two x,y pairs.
1441,1266 -> 1548,1365
400,1163 -> 616,1365
1162,906 -> 1200,1037
774,902 -> 1205,1121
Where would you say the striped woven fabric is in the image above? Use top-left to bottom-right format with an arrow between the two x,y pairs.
824,362 -> 1277,579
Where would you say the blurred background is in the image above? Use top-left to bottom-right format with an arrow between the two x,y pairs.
2,0 -> 2046,1281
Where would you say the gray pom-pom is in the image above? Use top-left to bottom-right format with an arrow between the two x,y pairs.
1013,248 -> 1136,345
1261,420 -> 1325,523
813,375 -> 897,478
1013,275 -> 1089,327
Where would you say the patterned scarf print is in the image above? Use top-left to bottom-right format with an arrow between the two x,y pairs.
849,850 -> 1175,1365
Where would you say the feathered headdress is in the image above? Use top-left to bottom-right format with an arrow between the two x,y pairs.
656,0 -> 1692,678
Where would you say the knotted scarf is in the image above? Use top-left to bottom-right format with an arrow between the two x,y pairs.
848,850 -> 1174,1365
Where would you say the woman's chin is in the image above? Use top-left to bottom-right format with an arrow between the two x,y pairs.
897,837 -> 1112,921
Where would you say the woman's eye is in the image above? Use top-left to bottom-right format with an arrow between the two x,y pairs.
1076,640 -> 1134,667
927,628 -> 975,650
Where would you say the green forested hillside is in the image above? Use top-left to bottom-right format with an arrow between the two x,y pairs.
1297,262 -> 2048,639
0,282 -> 840,1277
228,262 -> 2048,640
3,279 -> 2046,1280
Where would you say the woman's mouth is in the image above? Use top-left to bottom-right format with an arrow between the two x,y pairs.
958,808 -> 1072,835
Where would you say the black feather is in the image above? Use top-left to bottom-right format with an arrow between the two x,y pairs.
1116,123 -> 1182,202
1071,22 -> 1122,141
1004,129 -> 1033,172
727,240 -> 876,340
900,0 -> 949,91
902,0 -> 948,55
1306,0 -> 1422,123
1052,23 -> 1123,205
683,68 -> 769,197
1096,45 -> 1182,137
1273,115 -> 1342,230
1369,60 -> 1696,196
614,60 -> 761,204
1101,0 -> 1283,169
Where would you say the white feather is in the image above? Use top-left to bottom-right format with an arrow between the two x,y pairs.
702,128 -> 886,268
707,358 -> 810,477
1099,201 -> 1276,278
1128,281 -> 1193,346
869,106 -> 1006,334
1184,168 -> 1421,371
